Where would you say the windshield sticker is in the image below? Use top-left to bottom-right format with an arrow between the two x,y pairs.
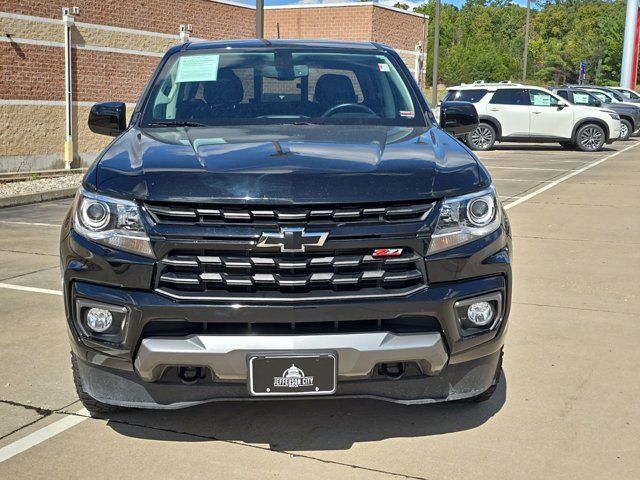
399,110 -> 415,118
378,63 -> 391,72
176,55 -> 220,83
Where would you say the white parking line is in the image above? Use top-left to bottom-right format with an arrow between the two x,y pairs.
0,220 -> 60,227
0,283 -> 62,296
493,178 -> 553,183
505,142 -> 640,211
488,166 -> 568,172
0,409 -> 89,463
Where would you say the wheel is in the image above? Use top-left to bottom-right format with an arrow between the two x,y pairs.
559,141 -> 575,149
619,119 -> 632,141
575,123 -> 606,152
466,123 -> 496,151
467,349 -> 503,403
71,354 -> 123,415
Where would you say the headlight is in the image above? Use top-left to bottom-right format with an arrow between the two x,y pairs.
427,185 -> 501,255
73,187 -> 154,257
609,113 -> 620,120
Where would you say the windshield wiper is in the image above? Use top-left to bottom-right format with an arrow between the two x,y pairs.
145,121 -> 207,128
291,120 -> 324,126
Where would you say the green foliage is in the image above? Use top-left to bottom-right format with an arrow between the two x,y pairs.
414,0 -> 630,87
393,2 -> 410,9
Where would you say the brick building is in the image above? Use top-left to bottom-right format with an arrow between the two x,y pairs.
0,0 -> 427,172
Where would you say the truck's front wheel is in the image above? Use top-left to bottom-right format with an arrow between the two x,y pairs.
467,349 -> 503,403
71,354 -> 123,416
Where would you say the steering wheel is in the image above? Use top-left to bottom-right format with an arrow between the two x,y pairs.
321,103 -> 376,118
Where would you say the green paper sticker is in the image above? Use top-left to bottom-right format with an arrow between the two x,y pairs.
176,55 -> 220,83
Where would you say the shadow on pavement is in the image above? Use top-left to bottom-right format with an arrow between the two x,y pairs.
491,144 -> 617,152
103,376 -> 506,451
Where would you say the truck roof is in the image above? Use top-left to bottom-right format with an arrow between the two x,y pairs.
184,38 -> 384,51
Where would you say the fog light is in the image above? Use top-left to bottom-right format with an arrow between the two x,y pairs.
467,301 -> 494,326
86,308 -> 113,332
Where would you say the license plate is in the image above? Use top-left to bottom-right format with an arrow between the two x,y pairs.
248,353 -> 337,396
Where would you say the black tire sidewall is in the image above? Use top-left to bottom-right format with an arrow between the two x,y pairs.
620,119 -> 632,141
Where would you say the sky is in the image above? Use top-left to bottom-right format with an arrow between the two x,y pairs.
238,0 -> 531,8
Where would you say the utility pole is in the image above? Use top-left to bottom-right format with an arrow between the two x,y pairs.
522,0 -> 530,82
431,0 -> 440,107
256,0 -> 264,38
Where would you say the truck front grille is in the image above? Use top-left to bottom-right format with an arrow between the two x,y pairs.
144,201 -> 433,226
156,249 -> 426,301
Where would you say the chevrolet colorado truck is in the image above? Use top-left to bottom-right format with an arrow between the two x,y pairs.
61,40 -> 512,413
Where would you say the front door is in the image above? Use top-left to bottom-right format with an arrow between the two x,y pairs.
527,89 -> 574,140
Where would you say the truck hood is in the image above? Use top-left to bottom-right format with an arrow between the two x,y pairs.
93,124 -> 485,204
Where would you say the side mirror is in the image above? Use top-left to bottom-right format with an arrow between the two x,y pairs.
439,101 -> 479,136
594,99 -> 602,107
88,102 -> 126,137
557,100 -> 568,110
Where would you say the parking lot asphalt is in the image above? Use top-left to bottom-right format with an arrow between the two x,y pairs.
1,140 -> 639,479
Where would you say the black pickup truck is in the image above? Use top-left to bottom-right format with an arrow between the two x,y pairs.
61,39 -> 512,413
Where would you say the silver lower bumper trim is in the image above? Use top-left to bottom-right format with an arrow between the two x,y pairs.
134,332 -> 448,382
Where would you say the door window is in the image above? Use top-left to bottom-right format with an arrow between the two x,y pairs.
489,89 -> 529,105
528,90 -> 559,107
442,89 -> 488,103
571,91 -> 599,106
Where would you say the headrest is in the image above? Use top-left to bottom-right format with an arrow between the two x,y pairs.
314,74 -> 357,108
201,69 -> 244,106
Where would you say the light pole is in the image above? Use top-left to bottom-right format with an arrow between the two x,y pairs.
62,7 -> 75,170
621,0 -> 639,88
522,0 -> 530,82
256,0 -> 264,38
431,0 -> 440,107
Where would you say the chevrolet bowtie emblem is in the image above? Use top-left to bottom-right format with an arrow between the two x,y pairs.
256,227 -> 329,253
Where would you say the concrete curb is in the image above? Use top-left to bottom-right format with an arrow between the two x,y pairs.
0,188 -> 77,209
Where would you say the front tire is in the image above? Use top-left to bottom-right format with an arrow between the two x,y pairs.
71,354 -> 123,415
467,349 -> 503,403
466,123 -> 496,151
575,123 -> 606,152
619,119 -> 632,141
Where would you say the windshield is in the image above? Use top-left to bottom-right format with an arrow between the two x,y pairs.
139,49 -> 424,127
589,90 -> 612,103
619,88 -> 640,100
606,89 -> 625,101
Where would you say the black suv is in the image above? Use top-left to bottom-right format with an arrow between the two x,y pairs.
61,40 -> 512,412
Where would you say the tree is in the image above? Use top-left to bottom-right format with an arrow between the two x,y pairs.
414,0 -> 629,87
393,2 -> 410,9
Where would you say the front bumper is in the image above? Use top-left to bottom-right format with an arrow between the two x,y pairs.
66,272 -> 509,407
62,209 -> 512,407
76,348 -> 502,408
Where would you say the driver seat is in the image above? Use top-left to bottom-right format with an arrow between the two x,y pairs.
313,74 -> 358,113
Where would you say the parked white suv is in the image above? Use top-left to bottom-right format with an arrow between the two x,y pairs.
440,82 -> 621,151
